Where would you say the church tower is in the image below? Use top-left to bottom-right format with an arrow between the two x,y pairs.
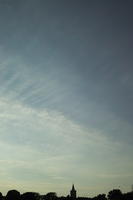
70,184 -> 77,199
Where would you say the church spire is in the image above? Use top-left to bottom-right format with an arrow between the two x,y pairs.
72,184 -> 76,191
70,184 -> 77,199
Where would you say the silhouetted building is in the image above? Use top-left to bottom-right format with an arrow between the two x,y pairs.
70,185 -> 77,199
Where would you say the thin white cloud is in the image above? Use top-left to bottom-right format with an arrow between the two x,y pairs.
0,97 -> 132,195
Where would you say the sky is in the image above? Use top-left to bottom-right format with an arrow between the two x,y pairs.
0,0 -> 133,197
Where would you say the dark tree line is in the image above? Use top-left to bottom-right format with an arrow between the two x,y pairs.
0,189 -> 133,200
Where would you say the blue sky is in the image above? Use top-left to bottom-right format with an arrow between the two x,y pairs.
0,0 -> 133,197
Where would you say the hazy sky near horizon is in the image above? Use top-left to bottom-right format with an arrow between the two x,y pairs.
0,0 -> 133,197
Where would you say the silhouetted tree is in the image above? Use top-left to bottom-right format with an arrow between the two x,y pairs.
0,192 -> 3,200
21,192 -> 40,200
96,194 -> 107,200
107,189 -> 122,200
45,193 -> 57,200
6,190 -> 20,200
122,192 -> 133,200
92,194 -> 107,200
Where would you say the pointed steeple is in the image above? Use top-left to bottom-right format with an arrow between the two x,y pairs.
70,184 -> 77,199
72,184 -> 76,191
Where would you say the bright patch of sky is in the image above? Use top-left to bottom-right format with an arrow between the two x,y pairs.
0,0 -> 133,197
